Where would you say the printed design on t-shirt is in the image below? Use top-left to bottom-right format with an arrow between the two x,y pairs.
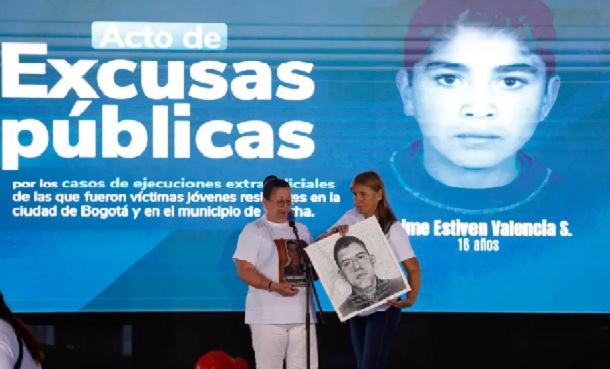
275,238 -> 308,287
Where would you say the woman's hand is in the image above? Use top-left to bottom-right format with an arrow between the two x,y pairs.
270,282 -> 299,297
316,224 -> 350,241
330,224 -> 349,236
385,296 -> 415,309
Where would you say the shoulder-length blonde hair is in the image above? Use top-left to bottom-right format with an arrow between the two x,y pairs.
351,171 -> 398,234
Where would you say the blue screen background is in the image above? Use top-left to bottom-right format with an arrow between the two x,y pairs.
1,0 -> 609,313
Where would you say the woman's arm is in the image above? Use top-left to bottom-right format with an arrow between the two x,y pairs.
401,257 -> 421,307
386,257 -> 421,308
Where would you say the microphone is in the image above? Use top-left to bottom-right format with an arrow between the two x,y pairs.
287,209 -> 296,228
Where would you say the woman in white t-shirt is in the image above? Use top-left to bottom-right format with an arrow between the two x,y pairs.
0,291 -> 44,369
318,170 -> 421,369
233,175 -> 318,369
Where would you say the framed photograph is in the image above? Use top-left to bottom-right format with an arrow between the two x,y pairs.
306,217 -> 410,322
275,239 -> 308,287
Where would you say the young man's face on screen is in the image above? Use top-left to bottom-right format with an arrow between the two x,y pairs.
397,26 -> 560,171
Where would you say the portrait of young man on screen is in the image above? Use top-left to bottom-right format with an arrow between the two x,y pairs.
389,0 -> 565,216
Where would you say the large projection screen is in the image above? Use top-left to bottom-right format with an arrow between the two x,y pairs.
1,0 -> 609,313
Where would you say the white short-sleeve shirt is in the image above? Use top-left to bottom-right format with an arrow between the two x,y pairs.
233,217 -> 316,324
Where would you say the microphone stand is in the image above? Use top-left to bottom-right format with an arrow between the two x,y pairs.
289,216 -> 325,369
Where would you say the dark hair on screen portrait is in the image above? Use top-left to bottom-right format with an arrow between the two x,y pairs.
403,0 -> 557,79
